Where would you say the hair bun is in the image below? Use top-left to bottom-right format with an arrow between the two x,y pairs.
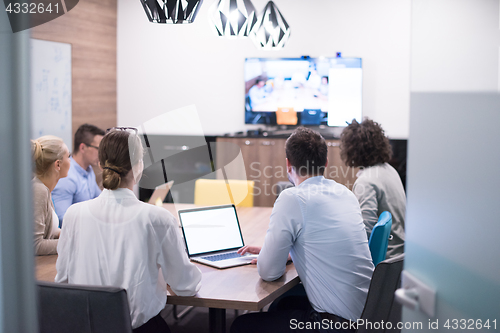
102,162 -> 124,190
103,166 -> 124,176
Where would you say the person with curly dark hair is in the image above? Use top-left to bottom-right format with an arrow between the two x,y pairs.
340,118 -> 406,259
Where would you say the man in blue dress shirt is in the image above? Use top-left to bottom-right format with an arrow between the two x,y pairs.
232,127 -> 374,333
52,124 -> 105,227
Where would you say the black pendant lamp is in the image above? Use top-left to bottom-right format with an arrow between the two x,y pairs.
251,1 -> 290,49
140,0 -> 204,24
209,0 -> 258,37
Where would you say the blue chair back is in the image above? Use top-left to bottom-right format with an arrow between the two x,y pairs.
368,211 -> 393,266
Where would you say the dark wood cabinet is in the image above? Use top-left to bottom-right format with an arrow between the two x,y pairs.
216,137 -> 287,207
324,141 -> 359,191
216,137 -> 358,207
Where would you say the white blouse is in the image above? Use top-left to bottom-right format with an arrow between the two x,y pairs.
50,208 -> 60,238
55,188 -> 202,328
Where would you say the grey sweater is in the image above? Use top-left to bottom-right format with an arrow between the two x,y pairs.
352,163 -> 406,259
33,177 -> 58,255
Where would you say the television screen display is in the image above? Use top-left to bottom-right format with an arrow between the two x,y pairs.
244,57 -> 362,127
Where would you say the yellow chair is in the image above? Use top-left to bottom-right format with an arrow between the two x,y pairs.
194,179 -> 255,207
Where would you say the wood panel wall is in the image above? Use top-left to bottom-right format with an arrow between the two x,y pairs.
31,0 -> 117,140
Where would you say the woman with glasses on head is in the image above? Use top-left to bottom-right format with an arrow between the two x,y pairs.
55,128 -> 202,333
32,135 -> 71,255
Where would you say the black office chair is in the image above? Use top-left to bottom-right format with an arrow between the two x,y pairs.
356,253 -> 404,333
37,281 -> 133,333
275,181 -> 294,199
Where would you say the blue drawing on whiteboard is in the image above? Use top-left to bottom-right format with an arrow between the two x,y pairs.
50,96 -> 60,113
54,47 -> 62,63
31,39 -> 72,148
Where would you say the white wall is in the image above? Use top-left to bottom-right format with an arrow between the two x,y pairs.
117,0 -> 411,138
411,0 -> 499,92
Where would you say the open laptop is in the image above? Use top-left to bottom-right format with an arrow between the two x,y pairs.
178,204 -> 257,269
148,180 -> 174,206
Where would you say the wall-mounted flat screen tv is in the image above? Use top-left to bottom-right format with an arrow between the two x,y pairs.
244,57 -> 362,127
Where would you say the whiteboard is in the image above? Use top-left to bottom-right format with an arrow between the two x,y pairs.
30,39 -> 72,149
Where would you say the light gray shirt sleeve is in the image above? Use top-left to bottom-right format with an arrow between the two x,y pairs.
257,191 -> 302,281
353,179 -> 379,240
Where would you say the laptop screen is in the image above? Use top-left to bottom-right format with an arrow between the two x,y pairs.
179,205 -> 245,256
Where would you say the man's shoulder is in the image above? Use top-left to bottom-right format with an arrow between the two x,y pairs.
273,187 -> 305,221
277,186 -> 301,202
300,177 -> 350,195
354,167 -> 380,187
355,163 -> 400,190
68,162 -> 83,178
53,169 -> 78,193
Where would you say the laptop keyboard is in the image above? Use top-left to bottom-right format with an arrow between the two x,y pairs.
202,252 -> 241,262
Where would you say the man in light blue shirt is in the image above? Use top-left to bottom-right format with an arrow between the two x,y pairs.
232,127 -> 374,333
52,124 -> 104,226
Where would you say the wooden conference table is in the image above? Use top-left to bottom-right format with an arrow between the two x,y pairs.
36,203 -> 300,333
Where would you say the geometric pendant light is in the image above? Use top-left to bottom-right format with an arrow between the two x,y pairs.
209,0 -> 259,37
250,1 -> 290,49
140,0 -> 204,24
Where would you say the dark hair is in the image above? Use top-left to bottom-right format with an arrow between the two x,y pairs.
340,118 -> 392,168
99,130 -> 142,190
73,124 -> 105,154
285,127 -> 327,176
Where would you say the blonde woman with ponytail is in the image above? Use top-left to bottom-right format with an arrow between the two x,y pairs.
31,136 -> 70,255
56,128 -> 201,333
